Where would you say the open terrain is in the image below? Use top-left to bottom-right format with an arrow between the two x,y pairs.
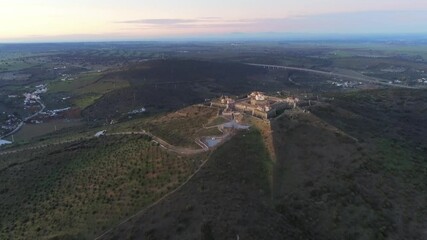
271,89 -> 427,240
0,135 -> 207,239
0,41 -> 426,240
101,129 -> 300,240
98,88 -> 427,240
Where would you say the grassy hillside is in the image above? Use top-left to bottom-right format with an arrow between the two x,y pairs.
103,129 -> 302,240
82,60 -> 290,119
271,89 -> 427,240
0,135 -> 206,239
143,106 -> 220,147
96,88 -> 427,240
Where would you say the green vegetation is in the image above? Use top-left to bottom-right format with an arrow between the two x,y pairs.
376,139 -> 417,172
106,106 -> 220,148
49,73 -> 101,93
49,72 -> 129,110
0,59 -> 38,72
0,135 -> 205,239
324,42 -> 427,59
210,129 -> 273,194
285,88 -> 427,239
1,41 -> 427,240
5,120 -> 84,143
73,93 -> 104,109
204,116 -> 228,128
195,127 -> 223,137
103,129 -> 279,240
145,106 -> 220,147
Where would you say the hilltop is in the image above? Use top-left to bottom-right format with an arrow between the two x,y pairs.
99,88 -> 427,240
0,42 -> 426,240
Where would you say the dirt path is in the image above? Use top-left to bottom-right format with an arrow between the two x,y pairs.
0,120 -> 244,239
0,129 -> 211,157
108,131 -> 209,155
93,123 -> 248,240
94,150 -> 215,240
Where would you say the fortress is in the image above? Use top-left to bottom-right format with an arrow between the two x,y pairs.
211,91 -> 299,119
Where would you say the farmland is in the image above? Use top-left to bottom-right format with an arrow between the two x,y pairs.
0,135 -> 206,239
0,41 -> 426,240
49,72 -> 130,109
4,119 -> 83,142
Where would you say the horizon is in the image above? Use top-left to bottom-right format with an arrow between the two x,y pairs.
2,32 -> 427,44
2,0 -> 427,43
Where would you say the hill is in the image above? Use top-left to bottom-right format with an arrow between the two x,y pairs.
271,89 -> 427,239
82,60 -> 289,120
102,129 -> 301,240
99,88 -> 427,240
0,135 -> 206,239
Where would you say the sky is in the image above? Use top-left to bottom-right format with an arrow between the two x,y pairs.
1,0 -> 427,42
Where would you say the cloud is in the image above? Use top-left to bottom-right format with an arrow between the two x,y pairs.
116,17 -> 255,31
117,17 -> 252,26
117,19 -> 199,25
116,11 -> 427,34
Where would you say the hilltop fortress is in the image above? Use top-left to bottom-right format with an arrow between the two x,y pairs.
211,91 -> 299,119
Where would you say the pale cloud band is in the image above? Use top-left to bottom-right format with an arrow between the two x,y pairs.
1,0 -> 427,42
116,11 -> 427,34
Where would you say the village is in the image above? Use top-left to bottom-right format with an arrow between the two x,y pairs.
0,83 -> 75,145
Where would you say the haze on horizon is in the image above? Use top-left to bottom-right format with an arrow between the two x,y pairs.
1,0 -> 427,42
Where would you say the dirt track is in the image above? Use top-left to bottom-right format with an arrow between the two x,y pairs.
0,130 -> 210,157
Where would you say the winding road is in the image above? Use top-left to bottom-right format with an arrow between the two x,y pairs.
0,123 -> 238,240
247,63 -> 419,89
0,130 -> 209,157
0,117 -> 243,158
0,99 -> 46,139
109,131 -> 209,155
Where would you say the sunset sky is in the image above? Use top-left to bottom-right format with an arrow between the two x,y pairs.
1,0 -> 427,42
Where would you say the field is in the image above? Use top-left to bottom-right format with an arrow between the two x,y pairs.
5,119 -> 84,143
0,135 -> 206,239
0,60 -> 37,72
49,72 -> 129,109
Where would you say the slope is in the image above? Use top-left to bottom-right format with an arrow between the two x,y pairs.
102,129 -> 302,240
271,88 -> 427,240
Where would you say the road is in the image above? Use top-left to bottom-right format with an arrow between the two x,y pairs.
0,118 -> 241,157
0,99 -> 46,139
109,131 -> 209,155
0,130 -> 210,157
0,129 -> 218,240
24,99 -> 46,121
95,127 -> 238,239
247,63 -> 419,89
0,121 -> 240,239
